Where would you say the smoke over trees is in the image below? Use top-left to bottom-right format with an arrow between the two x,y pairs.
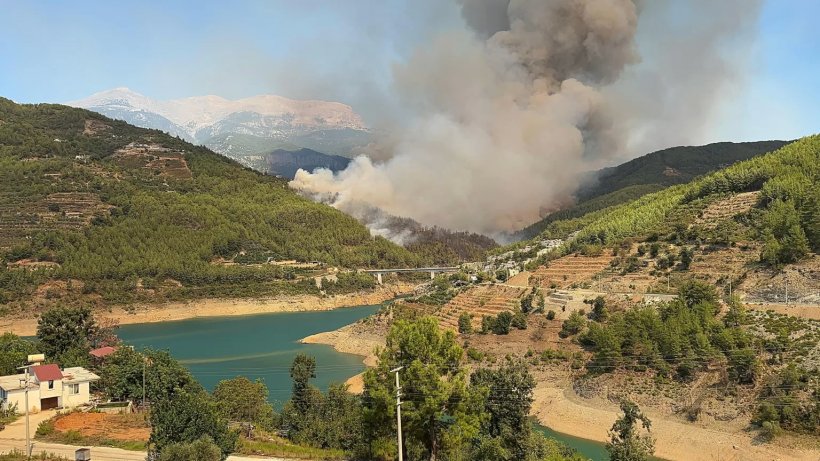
291,0 -> 762,237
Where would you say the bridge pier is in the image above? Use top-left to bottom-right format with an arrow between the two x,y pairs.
430,271 -> 435,280
376,272 -> 383,285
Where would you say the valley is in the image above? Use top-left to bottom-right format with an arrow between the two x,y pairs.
3,2 -> 820,460
1,88 -> 818,461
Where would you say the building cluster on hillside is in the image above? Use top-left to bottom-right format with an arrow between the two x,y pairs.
471,237 -> 565,277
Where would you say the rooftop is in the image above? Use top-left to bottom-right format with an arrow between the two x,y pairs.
62,367 -> 100,384
31,364 -> 63,382
89,346 -> 116,358
0,373 -> 36,392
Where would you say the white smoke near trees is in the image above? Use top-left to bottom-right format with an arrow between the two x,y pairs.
291,0 -> 761,238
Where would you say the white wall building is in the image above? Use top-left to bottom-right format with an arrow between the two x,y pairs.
0,364 -> 99,412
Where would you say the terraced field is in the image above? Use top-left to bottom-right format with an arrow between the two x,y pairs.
688,244 -> 758,282
530,253 -> 613,289
436,284 -> 528,332
0,191 -> 109,249
112,142 -> 192,179
694,191 -> 759,228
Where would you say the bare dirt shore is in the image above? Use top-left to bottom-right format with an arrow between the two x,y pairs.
531,384 -> 820,461
0,283 -> 413,336
301,323 -> 385,393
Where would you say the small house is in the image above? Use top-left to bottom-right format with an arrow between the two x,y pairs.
89,346 -> 116,359
0,364 -> 99,412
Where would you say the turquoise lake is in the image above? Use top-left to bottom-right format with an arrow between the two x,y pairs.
117,304 -> 629,460
118,304 -> 382,406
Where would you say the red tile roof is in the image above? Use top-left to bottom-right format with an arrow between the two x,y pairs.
89,346 -> 116,358
31,364 -> 63,382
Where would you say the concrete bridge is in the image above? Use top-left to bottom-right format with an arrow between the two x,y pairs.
361,267 -> 460,284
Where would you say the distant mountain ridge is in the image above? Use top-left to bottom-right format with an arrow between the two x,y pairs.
68,88 -> 371,158
577,140 -> 790,201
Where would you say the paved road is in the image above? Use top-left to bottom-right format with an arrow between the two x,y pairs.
0,439 -> 145,460
0,439 -> 294,460
0,409 -> 56,440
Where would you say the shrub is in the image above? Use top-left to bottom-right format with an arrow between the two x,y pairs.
158,437 -> 222,461
492,312 -> 513,335
679,247 -> 693,270
511,312 -> 527,330
559,311 -> 586,338
590,296 -> 608,322
467,348 -> 484,361
760,421 -> 781,441
480,315 -> 495,335
36,420 -> 55,437
458,313 -> 473,334
546,310 -> 556,320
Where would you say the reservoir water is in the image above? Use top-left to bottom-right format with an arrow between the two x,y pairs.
118,304 -> 624,460
118,304 -> 382,406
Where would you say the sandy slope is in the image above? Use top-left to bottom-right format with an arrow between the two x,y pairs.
301,324 -> 384,393
0,284 -> 413,336
531,384 -> 820,461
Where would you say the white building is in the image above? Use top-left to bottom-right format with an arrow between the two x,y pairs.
0,364 -> 99,412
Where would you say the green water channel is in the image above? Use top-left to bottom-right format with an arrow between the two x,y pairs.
118,304 -> 632,460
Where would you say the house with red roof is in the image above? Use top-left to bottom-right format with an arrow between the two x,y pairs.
0,363 -> 98,412
89,346 -> 116,359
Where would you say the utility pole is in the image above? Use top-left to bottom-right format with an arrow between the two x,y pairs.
17,358 -> 37,460
785,278 -> 789,306
142,358 -> 146,408
390,366 -> 404,461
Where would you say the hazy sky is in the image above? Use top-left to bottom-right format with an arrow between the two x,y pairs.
1,0 -> 818,146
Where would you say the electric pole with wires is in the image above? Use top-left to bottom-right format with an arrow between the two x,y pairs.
391,366 -> 404,461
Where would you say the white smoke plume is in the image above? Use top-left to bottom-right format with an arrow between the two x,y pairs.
291,0 -> 760,237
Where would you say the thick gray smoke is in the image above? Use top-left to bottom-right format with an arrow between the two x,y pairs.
606,0 -> 762,155
291,0 -> 760,237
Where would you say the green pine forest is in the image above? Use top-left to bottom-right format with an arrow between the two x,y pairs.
515,140 -> 789,240
516,135 -> 820,267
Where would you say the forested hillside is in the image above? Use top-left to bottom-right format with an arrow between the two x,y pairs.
516,140 -> 788,239
523,136 -> 819,265
0,99 -> 419,307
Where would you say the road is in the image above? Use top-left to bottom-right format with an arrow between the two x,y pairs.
0,438 -> 295,460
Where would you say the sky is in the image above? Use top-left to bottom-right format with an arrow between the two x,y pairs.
1,0 -> 818,146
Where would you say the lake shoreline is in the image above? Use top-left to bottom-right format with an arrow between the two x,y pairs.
531,384 -> 819,461
301,324 -> 383,393
0,282 -> 414,336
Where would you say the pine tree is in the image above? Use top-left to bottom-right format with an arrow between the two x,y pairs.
779,224 -> 810,263
606,400 -> 655,461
